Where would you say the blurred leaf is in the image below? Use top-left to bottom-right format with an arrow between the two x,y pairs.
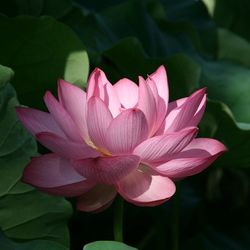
200,60 -> 250,122
0,231 -> 68,250
74,0 -> 127,11
83,241 -> 137,250
202,0 -> 216,16
199,100 -> 250,168
161,0 -> 217,58
218,28 -> 250,68
67,0 -> 210,65
0,65 -> 72,246
0,15 -> 89,108
0,65 -> 14,87
211,0 -> 250,42
0,0 -> 73,18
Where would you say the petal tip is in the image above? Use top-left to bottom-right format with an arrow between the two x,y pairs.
197,87 -> 207,95
158,65 -> 167,72
15,106 -> 25,115
58,79 -> 69,89
43,90 -> 52,101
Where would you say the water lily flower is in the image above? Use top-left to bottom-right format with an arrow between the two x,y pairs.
16,66 -> 226,212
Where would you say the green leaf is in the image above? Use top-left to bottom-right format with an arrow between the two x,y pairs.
0,65 -> 72,246
0,0 -> 73,19
218,28 -> 250,68
0,231 -> 68,250
161,0 -> 217,58
83,241 -> 137,250
0,65 -> 14,87
210,0 -> 250,42
68,0 -> 212,65
200,59 -> 250,122
0,15 -> 89,108
199,99 -> 250,168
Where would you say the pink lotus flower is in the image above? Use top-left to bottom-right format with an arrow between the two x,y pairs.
16,66 -> 226,212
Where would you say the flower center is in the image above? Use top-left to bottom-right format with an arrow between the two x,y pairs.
85,139 -> 112,156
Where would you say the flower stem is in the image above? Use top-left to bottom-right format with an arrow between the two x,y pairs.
171,182 -> 180,250
113,196 -> 124,242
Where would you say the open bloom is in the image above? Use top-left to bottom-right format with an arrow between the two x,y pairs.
16,66 -> 226,212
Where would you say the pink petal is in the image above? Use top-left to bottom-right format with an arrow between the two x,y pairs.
164,88 -> 206,133
116,167 -> 176,206
166,95 -> 206,129
152,138 -> 227,178
58,79 -> 89,140
105,108 -> 148,155
16,107 -> 65,137
44,91 -> 82,142
37,132 -> 100,160
147,66 -> 169,133
154,97 -> 187,135
149,65 -> 169,107
87,68 -> 106,100
73,155 -> 140,184
134,127 -> 198,163
103,81 -> 121,117
87,97 -> 113,149
189,94 -> 206,127
87,68 -> 120,117
138,77 -> 157,134
114,78 -> 138,108
22,154 -> 94,197
77,185 -> 117,212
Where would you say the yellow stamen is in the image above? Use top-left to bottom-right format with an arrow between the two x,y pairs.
85,139 -> 112,156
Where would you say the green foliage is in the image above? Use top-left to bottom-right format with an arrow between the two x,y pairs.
0,231 -> 68,250
0,65 -> 72,247
0,0 -> 73,18
83,241 -> 137,250
200,60 -> 250,122
0,15 -> 89,108
200,99 -> 250,168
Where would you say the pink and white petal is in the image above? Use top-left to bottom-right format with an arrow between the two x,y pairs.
58,79 -> 89,141
73,155 -> 140,184
16,107 -> 65,137
22,154 -> 94,197
138,77 -> 157,134
103,81 -> 121,117
148,65 -> 169,105
148,65 -> 169,112
44,91 -> 82,142
114,78 -> 138,108
167,97 -> 187,114
187,94 -> 206,127
87,68 -> 107,100
154,97 -> 188,136
87,68 -> 121,116
116,168 -> 176,206
163,94 -> 206,130
152,138 -> 227,178
134,127 -> 198,163
164,88 -> 206,133
105,108 -> 148,155
146,77 -> 168,134
37,132 -> 100,160
87,97 -> 113,149
77,185 -> 117,212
